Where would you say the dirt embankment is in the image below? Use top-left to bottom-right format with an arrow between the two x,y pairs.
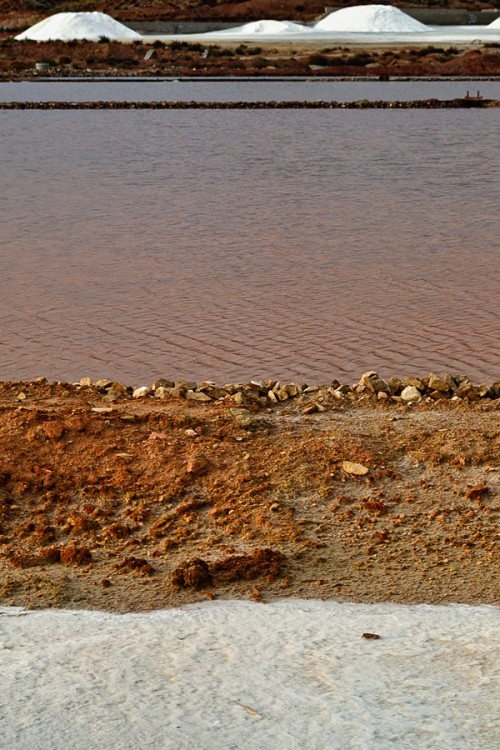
1,37 -> 499,79
0,374 -> 498,612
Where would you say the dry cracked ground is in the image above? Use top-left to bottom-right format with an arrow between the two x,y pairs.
0,376 -> 498,612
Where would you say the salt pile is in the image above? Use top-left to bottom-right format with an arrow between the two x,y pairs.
15,12 -> 142,42
315,5 -> 428,32
1,600 -> 499,750
216,19 -> 309,35
489,16 -> 500,28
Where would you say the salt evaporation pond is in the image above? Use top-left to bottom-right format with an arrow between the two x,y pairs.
1,79 -> 499,103
1,107 -> 498,385
1,601 -> 499,750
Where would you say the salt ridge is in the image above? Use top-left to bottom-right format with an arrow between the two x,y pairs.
489,16 -> 500,28
15,12 -> 141,42
315,5 -> 428,33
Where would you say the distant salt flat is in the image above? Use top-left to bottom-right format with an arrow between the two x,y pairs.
1,600 -> 498,750
13,5 -> 500,45
148,26 -> 500,44
146,5 -> 500,44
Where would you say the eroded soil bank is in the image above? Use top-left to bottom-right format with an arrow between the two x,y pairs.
0,375 -> 498,611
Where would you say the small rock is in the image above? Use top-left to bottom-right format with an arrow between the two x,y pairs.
386,377 -> 402,395
283,383 -> 301,397
231,392 -> 246,406
79,377 -> 93,387
362,633 -> 381,640
226,408 -> 253,425
342,460 -> 369,476
359,371 -> 389,394
94,379 -> 113,389
476,384 -> 490,398
428,389 -> 449,400
456,380 -> 476,399
302,403 -> 318,414
275,389 -> 289,401
158,386 -> 183,399
110,381 -> 129,395
250,379 -> 267,390
133,386 -> 150,399
401,385 -> 422,404
185,390 -> 212,402
199,385 -> 228,399
154,386 -> 170,399
337,384 -> 353,394
175,380 -> 197,391
443,373 -> 457,391
428,372 -> 449,392
402,376 -> 425,391
330,389 -> 345,400
153,378 -> 175,390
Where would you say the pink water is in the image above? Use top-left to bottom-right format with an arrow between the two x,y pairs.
1,108 -> 499,385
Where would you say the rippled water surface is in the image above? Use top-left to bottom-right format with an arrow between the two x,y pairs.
1,78 -> 499,102
1,107 -> 499,384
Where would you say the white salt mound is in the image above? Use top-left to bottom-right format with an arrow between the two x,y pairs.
315,4 -> 428,32
489,16 -> 500,28
217,19 -> 309,35
15,12 -> 142,42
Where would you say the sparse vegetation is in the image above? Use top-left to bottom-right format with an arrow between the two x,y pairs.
308,53 -> 330,66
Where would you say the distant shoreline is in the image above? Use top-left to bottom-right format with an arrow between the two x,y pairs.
1,97 -> 499,109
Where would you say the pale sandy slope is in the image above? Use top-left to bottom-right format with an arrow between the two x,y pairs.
1,600 -> 498,750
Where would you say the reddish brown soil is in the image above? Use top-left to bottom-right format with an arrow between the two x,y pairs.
0,378 -> 498,612
1,37 -> 499,79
